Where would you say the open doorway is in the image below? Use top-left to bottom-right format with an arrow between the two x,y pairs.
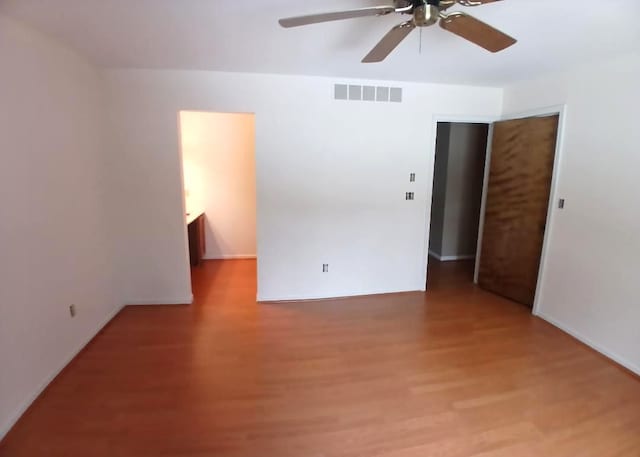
178,111 -> 257,300
426,112 -> 562,311
427,122 -> 489,289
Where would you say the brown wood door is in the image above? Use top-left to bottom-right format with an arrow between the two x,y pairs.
478,115 -> 559,306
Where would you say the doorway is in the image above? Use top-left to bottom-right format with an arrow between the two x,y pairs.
427,122 -> 489,289
427,113 -> 561,305
178,111 -> 257,298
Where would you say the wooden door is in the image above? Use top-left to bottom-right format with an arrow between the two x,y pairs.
478,115 -> 559,306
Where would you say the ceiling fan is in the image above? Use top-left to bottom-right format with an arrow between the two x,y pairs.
278,0 -> 516,62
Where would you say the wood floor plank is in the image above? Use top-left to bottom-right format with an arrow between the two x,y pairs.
1,258 -> 638,456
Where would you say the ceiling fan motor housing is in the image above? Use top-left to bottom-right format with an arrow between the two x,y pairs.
414,3 -> 440,27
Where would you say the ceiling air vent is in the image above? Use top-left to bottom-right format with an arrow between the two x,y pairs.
334,84 -> 402,103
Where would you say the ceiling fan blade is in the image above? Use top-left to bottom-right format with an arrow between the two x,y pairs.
439,12 -> 516,52
279,6 -> 396,28
362,21 -> 415,63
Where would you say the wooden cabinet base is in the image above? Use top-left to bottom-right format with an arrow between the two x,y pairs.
187,214 -> 205,266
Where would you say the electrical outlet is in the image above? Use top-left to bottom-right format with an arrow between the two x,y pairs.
405,192 -> 415,200
409,173 -> 416,182
69,304 -> 76,317
322,264 -> 329,273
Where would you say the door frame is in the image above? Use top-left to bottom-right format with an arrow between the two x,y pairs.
176,110 -> 258,302
472,104 -> 568,315
422,114 -> 498,290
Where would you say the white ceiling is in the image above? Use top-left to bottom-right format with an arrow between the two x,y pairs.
2,0 -> 639,86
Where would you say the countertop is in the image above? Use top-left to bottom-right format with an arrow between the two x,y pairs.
186,209 -> 204,225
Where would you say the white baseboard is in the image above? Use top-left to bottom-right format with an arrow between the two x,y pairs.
428,250 -> 475,262
440,255 -> 475,261
126,295 -> 193,305
0,303 -> 124,441
203,254 -> 256,260
258,288 -> 421,303
535,311 -> 640,376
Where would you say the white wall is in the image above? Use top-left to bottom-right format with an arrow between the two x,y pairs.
104,69 -> 502,302
503,52 -> 640,374
0,15 -> 119,439
180,111 -> 256,259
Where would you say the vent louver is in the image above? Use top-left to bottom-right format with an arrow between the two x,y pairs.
334,84 -> 402,103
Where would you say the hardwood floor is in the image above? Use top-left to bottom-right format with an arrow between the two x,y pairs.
426,256 -> 476,290
1,259 -> 639,456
